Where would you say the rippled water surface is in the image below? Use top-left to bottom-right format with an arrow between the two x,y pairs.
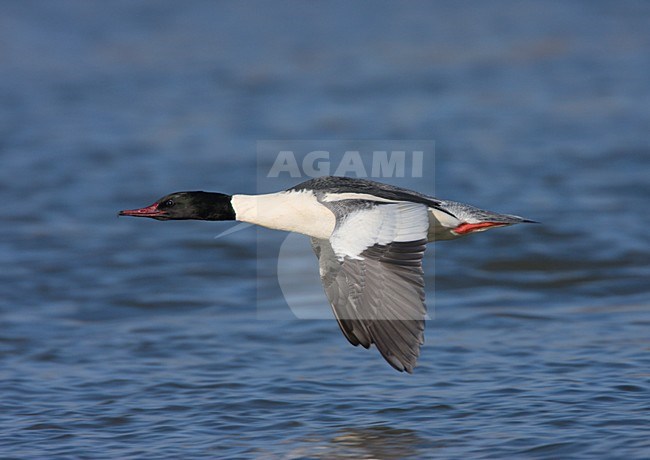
1,1 -> 649,458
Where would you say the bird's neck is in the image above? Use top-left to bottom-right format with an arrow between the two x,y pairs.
231,191 -> 335,239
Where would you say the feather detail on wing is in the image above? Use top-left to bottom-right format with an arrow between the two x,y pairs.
311,201 -> 429,373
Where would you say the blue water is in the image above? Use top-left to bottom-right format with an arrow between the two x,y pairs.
1,1 -> 649,458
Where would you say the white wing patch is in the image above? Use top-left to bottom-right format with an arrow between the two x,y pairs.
322,192 -> 400,203
330,202 -> 429,260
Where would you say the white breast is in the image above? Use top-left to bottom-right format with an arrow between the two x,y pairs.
231,191 -> 336,239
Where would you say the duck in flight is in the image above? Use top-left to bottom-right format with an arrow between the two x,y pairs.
119,176 -> 534,373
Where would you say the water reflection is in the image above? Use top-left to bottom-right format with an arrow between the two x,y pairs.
297,426 -> 429,459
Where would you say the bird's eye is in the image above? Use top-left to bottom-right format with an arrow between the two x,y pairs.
164,199 -> 175,207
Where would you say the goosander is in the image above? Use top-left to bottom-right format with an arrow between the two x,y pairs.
119,176 -> 534,373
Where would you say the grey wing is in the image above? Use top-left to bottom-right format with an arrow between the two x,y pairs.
311,237 -> 372,348
310,237 -> 427,373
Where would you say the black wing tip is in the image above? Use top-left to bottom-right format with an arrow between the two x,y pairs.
387,356 -> 417,373
375,340 -> 422,374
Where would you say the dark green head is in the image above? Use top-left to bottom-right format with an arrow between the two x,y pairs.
119,191 -> 235,221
